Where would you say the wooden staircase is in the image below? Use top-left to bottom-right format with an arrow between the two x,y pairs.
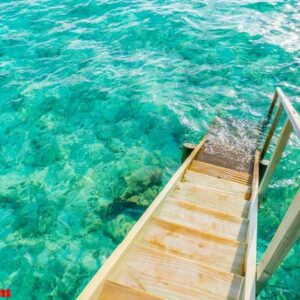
78,118 -> 260,300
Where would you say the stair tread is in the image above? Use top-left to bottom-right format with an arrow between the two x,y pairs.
190,160 -> 252,185
141,217 -> 247,275
172,182 -> 250,218
100,280 -> 163,300
184,170 -> 251,196
110,243 -> 244,300
158,199 -> 248,242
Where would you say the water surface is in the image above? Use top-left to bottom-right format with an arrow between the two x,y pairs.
0,0 -> 299,299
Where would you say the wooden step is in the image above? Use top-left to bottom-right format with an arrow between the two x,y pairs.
141,218 -> 247,275
100,280 -> 163,300
184,170 -> 251,197
190,160 -> 252,185
158,199 -> 248,242
110,243 -> 244,300
172,182 -> 250,218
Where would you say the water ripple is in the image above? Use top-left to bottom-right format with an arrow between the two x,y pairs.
0,0 -> 299,299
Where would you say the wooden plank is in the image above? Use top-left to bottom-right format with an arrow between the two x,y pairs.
190,160 -> 252,185
260,103 -> 283,159
77,137 -> 207,300
256,189 -> 300,295
111,243 -> 244,300
266,89 -> 279,118
277,87 -> 300,139
142,217 -> 247,275
259,119 -> 292,197
184,170 -> 251,196
176,180 -> 250,201
158,199 -> 249,242
99,280 -> 163,300
172,182 -> 250,218
242,151 -> 260,300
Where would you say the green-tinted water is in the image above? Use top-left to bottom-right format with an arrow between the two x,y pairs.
0,0 -> 299,299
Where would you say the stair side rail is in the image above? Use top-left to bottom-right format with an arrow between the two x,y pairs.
256,88 -> 300,295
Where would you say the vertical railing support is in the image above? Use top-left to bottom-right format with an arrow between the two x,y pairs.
261,103 -> 284,159
267,89 -> 279,118
181,143 -> 196,163
256,189 -> 300,295
256,87 -> 300,295
259,119 -> 292,198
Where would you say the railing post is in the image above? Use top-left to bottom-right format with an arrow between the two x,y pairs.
261,103 -> 283,159
256,189 -> 300,295
260,90 -> 279,137
267,90 -> 279,118
259,119 -> 292,198
181,143 -> 196,163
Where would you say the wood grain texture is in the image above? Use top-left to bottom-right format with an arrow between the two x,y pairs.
158,199 -> 249,242
172,182 -> 250,218
111,243 -> 244,300
100,280 -> 163,300
142,218 -> 247,275
184,170 -> 251,197
190,160 -> 252,185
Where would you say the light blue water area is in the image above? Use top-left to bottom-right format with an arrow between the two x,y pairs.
0,0 -> 299,299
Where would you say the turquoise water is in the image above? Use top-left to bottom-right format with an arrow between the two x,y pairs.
0,0 -> 299,298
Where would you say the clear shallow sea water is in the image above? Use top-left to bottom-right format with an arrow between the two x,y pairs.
0,0 -> 299,299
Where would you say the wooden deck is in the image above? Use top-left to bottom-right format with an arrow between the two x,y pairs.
78,118 -> 260,300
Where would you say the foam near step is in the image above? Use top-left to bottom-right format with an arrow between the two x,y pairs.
196,117 -> 260,174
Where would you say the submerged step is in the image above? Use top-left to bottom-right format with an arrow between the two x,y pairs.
196,117 -> 260,174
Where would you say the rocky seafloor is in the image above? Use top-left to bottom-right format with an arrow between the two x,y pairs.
0,0 -> 300,299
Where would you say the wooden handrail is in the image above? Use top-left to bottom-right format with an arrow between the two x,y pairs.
276,88 -> 300,139
256,189 -> 300,295
257,88 -> 300,295
260,103 -> 283,159
259,89 -> 299,196
259,119 -> 292,197
243,151 -> 260,300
